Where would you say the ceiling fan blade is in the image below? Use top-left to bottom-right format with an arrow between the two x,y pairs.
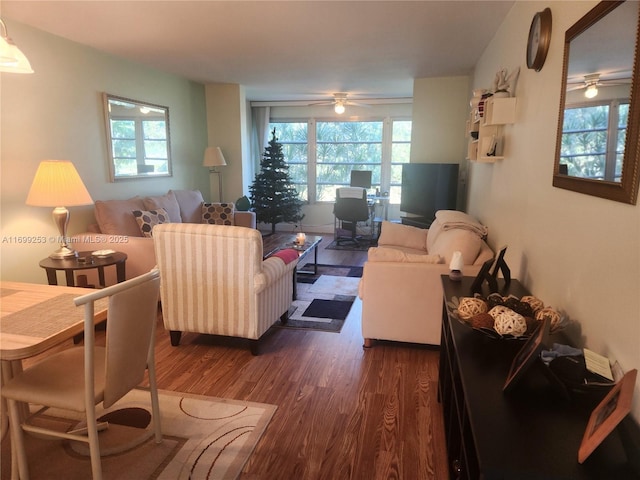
567,85 -> 586,92
308,101 -> 335,106
346,101 -> 372,108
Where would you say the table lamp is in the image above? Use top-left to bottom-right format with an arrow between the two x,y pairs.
203,146 -> 227,202
26,160 -> 93,259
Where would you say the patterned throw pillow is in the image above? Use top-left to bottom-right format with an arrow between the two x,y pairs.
132,208 -> 170,237
201,203 -> 235,226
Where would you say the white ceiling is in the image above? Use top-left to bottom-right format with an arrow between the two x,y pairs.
2,0 -> 515,101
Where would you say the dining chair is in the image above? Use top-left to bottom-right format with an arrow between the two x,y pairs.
1,269 -> 162,480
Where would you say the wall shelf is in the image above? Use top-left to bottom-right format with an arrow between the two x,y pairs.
466,97 -> 516,162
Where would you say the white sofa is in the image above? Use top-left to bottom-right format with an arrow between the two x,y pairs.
359,211 -> 494,347
70,189 -> 256,285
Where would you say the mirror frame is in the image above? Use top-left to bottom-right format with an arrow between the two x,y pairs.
553,0 -> 640,204
103,93 -> 173,182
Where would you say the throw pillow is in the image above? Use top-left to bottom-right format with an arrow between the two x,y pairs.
377,221 -> 428,252
132,208 -> 170,237
201,202 -> 235,225
94,196 -> 146,237
143,191 -> 182,222
429,228 -> 481,266
367,246 -> 443,264
170,189 -> 205,223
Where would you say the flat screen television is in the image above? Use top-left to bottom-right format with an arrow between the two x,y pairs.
400,163 -> 459,223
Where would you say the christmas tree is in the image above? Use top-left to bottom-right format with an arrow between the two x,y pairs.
250,128 -> 304,234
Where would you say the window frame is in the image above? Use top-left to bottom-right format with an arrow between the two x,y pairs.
270,116 -> 411,204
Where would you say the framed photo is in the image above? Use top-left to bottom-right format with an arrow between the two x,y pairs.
503,318 -> 551,393
470,257 -> 497,294
578,368 -> 637,463
490,245 -> 511,286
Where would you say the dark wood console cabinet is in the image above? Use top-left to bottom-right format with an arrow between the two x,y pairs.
438,275 -> 639,480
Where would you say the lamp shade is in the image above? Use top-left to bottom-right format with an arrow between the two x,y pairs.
26,160 -> 93,207
203,147 -> 227,167
0,19 -> 34,74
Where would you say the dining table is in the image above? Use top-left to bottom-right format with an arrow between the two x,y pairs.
0,281 -> 109,444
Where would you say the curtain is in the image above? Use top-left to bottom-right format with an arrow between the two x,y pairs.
250,106 -> 271,181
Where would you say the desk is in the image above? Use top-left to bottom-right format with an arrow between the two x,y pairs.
39,251 -> 127,287
0,282 -> 109,444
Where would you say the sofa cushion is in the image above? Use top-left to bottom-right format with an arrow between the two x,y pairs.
202,202 -> 235,225
170,189 -> 205,223
94,196 -> 146,237
143,191 -> 182,223
429,228 -> 481,266
132,208 -> 170,237
367,246 -> 443,264
377,221 -> 428,252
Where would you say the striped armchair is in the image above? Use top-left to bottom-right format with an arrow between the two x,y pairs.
153,223 -> 297,354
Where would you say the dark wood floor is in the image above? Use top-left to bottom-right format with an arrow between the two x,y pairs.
153,235 -> 449,480
6,235 -> 449,480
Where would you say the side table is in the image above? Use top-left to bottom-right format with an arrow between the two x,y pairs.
39,251 -> 127,288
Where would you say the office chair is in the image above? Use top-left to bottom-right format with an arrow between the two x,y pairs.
334,187 -> 370,245
2,269 -> 162,480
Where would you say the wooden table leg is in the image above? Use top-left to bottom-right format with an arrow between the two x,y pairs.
116,262 -> 126,283
44,268 -> 58,286
64,270 -> 75,287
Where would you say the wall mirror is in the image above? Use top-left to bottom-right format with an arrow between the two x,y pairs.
103,93 -> 172,181
553,0 -> 640,204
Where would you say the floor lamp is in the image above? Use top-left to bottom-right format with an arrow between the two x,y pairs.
203,147 -> 227,202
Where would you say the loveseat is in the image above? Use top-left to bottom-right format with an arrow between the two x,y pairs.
358,211 -> 494,347
70,189 -> 256,284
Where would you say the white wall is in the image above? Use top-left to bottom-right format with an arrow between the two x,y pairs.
468,1 -> 640,419
0,20 -> 208,283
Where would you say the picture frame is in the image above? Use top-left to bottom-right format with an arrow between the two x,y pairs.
470,257 -> 497,294
578,368 -> 637,463
503,318 -> 551,393
490,245 -> 511,287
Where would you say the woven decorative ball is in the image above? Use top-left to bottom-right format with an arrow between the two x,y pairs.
470,313 -> 495,330
488,305 -> 511,320
503,297 -> 534,318
457,297 -> 488,320
535,307 -> 562,330
486,293 -> 506,309
493,309 -> 528,337
521,295 -> 544,313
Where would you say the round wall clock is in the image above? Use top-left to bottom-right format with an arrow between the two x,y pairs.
527,8 -> 552,71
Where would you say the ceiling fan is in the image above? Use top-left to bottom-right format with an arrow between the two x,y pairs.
567,73 -> 631,98
308,93 -> 371,114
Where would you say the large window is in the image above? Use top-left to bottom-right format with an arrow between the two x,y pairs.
560,100 -> 628,181
270,118 -> 411,203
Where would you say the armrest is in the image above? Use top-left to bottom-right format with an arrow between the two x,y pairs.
234,211 -> 257,229
254,256 -> 298,293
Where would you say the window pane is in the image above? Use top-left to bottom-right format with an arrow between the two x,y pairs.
270,122 -> 308,201
143,121 -> 167,140
110,120 -> 135,139
392,120 -> 412,141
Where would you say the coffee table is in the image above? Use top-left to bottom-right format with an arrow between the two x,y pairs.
262,233 -> 322,298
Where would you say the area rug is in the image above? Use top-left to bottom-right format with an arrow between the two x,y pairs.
274,274 -> 360,333
0,389 -> 277,480
296,263 -> 363,284
325,237 -> 377,252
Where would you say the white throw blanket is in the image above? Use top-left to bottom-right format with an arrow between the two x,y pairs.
435,210 -> 488,238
